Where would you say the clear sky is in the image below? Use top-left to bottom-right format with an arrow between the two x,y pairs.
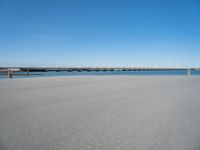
0,0 -> 200,67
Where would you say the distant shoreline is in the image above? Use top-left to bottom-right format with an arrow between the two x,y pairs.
1,69 -> 200,79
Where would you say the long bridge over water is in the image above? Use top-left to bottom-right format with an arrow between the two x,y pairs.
0,66 -> 199,78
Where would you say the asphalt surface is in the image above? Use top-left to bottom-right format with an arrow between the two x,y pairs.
0,76 -> 200,150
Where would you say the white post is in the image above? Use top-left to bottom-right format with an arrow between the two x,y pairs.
187,69 -> 191,76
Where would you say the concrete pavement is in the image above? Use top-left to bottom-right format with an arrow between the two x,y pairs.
0,76 -> 200,150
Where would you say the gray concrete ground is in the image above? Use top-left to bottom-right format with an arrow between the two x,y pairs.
0,76 -> 200,150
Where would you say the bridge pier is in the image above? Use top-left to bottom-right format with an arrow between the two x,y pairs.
8,70 -> 13,79
27,69 -> 30,76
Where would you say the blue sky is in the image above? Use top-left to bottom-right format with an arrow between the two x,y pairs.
0,0 -> 200,67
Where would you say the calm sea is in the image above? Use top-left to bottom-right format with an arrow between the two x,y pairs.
1,70 -> 200,79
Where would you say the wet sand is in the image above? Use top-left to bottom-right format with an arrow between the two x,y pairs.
0,76 -> 200,150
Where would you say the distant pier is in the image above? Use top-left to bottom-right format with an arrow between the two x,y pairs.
0,67 -> 199,78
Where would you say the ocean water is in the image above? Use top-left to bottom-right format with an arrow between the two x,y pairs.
1,70 -> 200,79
